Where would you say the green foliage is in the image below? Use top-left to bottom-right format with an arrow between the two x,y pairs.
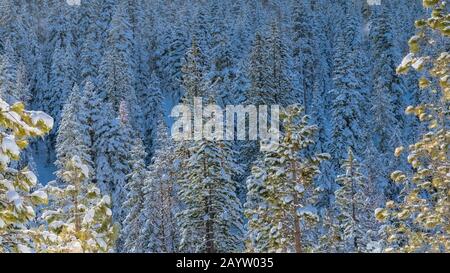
245,105 -> 329,253
0,98 -> 53,252
36,156 -> 118,253
335,148 -> 373,252
377,0 -> 449,253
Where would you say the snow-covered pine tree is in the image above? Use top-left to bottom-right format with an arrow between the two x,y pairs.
94,104 -> 133,226
208,22 -> 237,106
159,16 -> 189,101
78,79 -> 107,167
376,0 -> 449,253
55,84 -> 93,184
177,125 -> 244,253
291,0 -> 315,112
0,39 -> 18,104
239,32 -> 271,180
0,98 -> 53,252
139,72 -> 162,162
265,21 -> 294,107
190,4 -> 210,54
245,105 -> 329,253
369,3 -> 407,200
246,32 -> 270,106
140,116 -> 180,253
177,44 -> 244,253
334,148 -> 372,252
46,0 -> 76,55
121,136 -> 147,253
45,42 -> 76,134
329,2 -> 369,170
247,23 -> 294,107
14,60 -> 31,105
78,0 -> 103,85
99,1 -> 141,129
244,159 -> 270,252
38,156 -> 118,253
78,80 -> 132,229
181,39 -> 208,101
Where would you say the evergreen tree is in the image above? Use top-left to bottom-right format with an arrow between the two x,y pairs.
121,137 -> 148,253
178,133 -> 244,253
14,60 -> 31,105
291,0 -> 315,112
0,39 -> 17,104
38,156 -> 118,253
99,1 -> 141,128
0,98 -> 53,252
246,33 -> 270,106
55,84 -> 93,182
265,22 -> 294,107
334,148 -> 372,252
45,43 -> 76,132
376,0 -> 449,253
369,3 -> 407,199
329,2 -> 369,168
94,106 -> 133,224
159,17 -> 189,101
78,0 -> 103,84
140,117 -> 180,253
139,73 -> 162,162
245,105 -> 329,253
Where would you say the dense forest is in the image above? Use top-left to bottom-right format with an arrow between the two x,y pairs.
0,0 -> 448,253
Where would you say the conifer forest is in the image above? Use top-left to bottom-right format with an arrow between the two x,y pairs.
0,0 -> 449,253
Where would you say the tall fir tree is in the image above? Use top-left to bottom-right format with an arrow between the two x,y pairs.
334,148 -> 372,252
245,105 -> 329,253
140,117 -> 180,253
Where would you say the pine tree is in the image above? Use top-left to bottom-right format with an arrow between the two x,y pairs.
139,73 -> 162,162
291,0 -> 315,112
14,60 -> 31,105
94,106 -> 133,224
37,156 -> 118,253
246,24 -> 294,107
78,0 -> 103,84
45,43 -> 76,132
177,46 -> 243,252
55,84 -> 93,183
245,105 -> 329,253
0,98 -> 53,252
369,3 -> 407,200
99,1 -> 141,129
265,21 -> 294,107
334,148 -> 372,252
121,137 -> 147,253
0,39 -> 18,104
178,134 -> 244,253
329,2 -> 369,168
376,0 -> 449,253
140,117 -> 180,253
79,80 -> 132,226
181,39 -> 208,101
159,16 -> 189,101
244,159 -> 270,252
